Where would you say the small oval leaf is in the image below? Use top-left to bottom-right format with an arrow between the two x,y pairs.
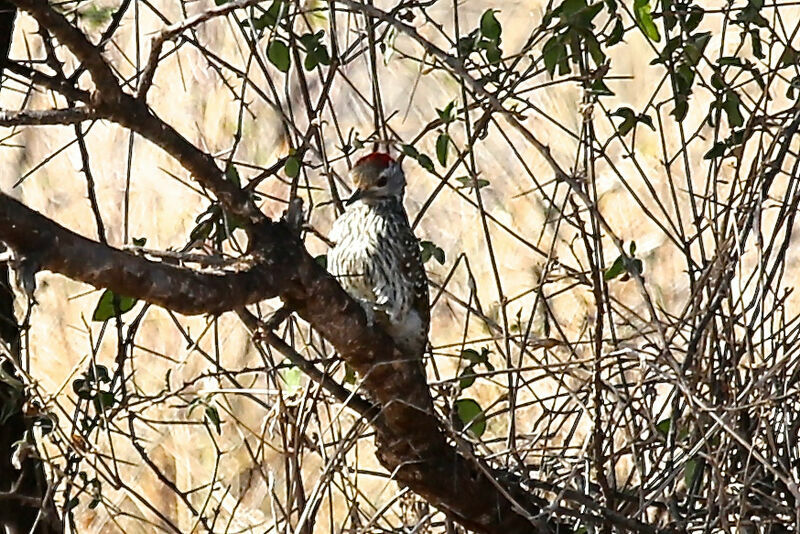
92,290 -> 137,322
436,133 -> 450,166
480,10 -> 501,41
633,0 -> 661,42
454,398 -> 486,438
267,40 -> 291,72
459,366 -> 477,389
284,155 -> 300,178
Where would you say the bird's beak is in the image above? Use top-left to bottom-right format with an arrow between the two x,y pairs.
345,188 -> 364,205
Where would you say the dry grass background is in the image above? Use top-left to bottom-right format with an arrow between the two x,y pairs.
3,0 -> 800,531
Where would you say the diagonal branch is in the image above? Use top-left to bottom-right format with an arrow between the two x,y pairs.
8,0 -> 263,224
138,0 -> 266,98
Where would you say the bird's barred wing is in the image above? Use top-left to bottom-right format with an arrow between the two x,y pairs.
395,217 -> 430,338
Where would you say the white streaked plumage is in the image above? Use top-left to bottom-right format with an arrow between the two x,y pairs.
328,153 -> 429,356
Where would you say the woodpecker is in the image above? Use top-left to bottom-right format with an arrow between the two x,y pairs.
328,152 -> 429,357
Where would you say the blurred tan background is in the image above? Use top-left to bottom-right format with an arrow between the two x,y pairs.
3,0 -> 800,531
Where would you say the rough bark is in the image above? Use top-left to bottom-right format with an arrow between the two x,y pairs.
0,193 -> 278,315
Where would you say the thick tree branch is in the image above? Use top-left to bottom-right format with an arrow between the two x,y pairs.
248,220 -> 563,533
0,106 -> 98,126
0,193 -> 276,315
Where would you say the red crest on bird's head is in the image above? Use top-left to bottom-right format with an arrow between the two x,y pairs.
348,152 -> 404,204
354,152 -> 395,170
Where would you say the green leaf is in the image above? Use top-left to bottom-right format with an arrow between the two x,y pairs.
710,72 -> 725,91
436,133 -> 450,166
204,405 -> 222,434
315,45 -> 331,66
723,91 -> 744,128
72,378 -> 91,400
604,256 -> 626,280
92,290 -> 137,322
343,363 -> 357,385
686,5 -> 704,31
684,457 -> 700,488
304,53 -> 319,71
779,45 -> 799,67
656,418 -> 671,435
590,78 -> 614,96
683,32 -> 711,66
607,18 -> 624,45
267,40 -> 290,72
459,366 -> 477,389
225,165 -> 241,186
419,241 -> 445,264
314,254 -> 327,269
94,391 -> 115,412
611,107 -> 636,135
401,144 -> 419,158
284,156 -> 300,178
671,99 -> 689,122
736,0 -> 769,27
455,176 -> 490,190
456,32 -> 479,56
660,0 -> 676,30
675,64 -> 695,93
253,0 -> 285,29
750,30 -> 763,59
132,236 -> 147,246
479,10 -> 502,41
542,36 -> 565,76
461,348 -> 488,364
704,142 -> 727,160
281,363 -> 302,393
437,101 -> 456,123
585,35 -> 605,65
454,398 -> 486,438
638,113 -> 655,130
417,154 -> 434,172
298,31 -> 330,70
484,42 -> 502,64
190,221 -> 213,243
717,56 -> 742,67
633,0 -> 661,42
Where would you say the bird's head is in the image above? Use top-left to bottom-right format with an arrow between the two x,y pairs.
346,152 -> 405,205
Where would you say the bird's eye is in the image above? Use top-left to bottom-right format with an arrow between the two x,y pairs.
376,176 -> 388,187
